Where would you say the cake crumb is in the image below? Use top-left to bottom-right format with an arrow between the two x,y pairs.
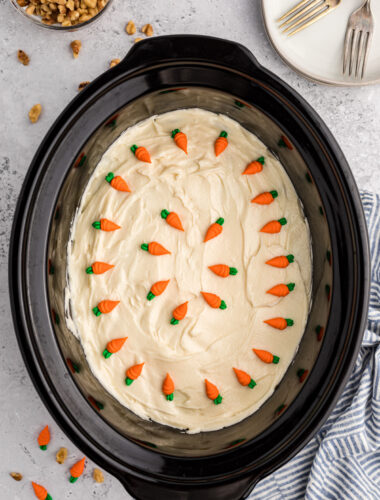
10,472 -> 23,481
17,50 -> 30,66
78,81 -> 90,91
93,468 -> 104,483
56,447 -> 68,464
110,58 -> 120,68
134,38 -> 143,44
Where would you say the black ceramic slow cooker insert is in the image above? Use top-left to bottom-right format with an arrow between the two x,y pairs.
9,35 -> 370,499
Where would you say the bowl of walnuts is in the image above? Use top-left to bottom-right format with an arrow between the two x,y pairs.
10,0 -> 112,30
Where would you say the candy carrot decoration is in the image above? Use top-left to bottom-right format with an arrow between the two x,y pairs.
278,135 -> 293,150
141,242 -> 171,255
251,190 -> 278,205
162,373 -> 175,401
69,457 -> 86,483
267,283 -> 295,297
233,368 -> 256,389
297,368 -> 309,383
125,362 -> 144,385
205,379 -> 222,404
264,317 -> 294,330
92,218 -> 120,231
86,261 -> 114,275
32,482 -> 52,500
201,292 -> 227,309
208,264 -> 238,277
103,337 -> 127,358
37,425 -> 50,450
172,129 -> 188,154
253,348 -> 280,364
204,218 -> 224,242
92,299 -> 120,316
161,209 -> 184,231
147,280 -> 170,300
316,325 -> 324,341
242,156 -> 265,175
260,218 -> 287,234
105,172 -> 131,192
214,131 -> 228,156
266,255 -> 294,268
170,301 -> 188,325
130,144 -> 151,163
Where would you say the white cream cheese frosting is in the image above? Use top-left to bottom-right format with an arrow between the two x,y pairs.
67,108 -> 312,433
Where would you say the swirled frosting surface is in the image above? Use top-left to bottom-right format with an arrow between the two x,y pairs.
67,109 -> 312,433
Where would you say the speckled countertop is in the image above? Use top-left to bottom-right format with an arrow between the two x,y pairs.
1,1 -> 379,498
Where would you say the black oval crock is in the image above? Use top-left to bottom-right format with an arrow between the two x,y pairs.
9,35 -> 370,500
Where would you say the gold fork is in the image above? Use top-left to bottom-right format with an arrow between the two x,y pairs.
278,0 -> 341,36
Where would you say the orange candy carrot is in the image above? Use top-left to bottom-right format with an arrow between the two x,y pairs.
242,156 -> 265,175
260,217 -> 287,234
161,209 -> 184,231
141,242 -> 171,255
92,218 -> 120,231
162,373 -> 175,401
205,379 -> 222,404
201,292 -> 227,310
147,280 -> 170,300
32,482 -> 52,500
170,301 -> 188,325
297,368 -> 309,383
214,131 -> 228,156
253,348 -> 280,364
266,283 -> 295,297
266,254 -> 294,268
93,299 -> 120,316
125,362 -> 144,385
233,368 -> 256,389
251,190 -> 278,205
86,261 -> 114,275
172,129 -> 188,154
204,217 -> 224,242
103,337 -> 128,358
105,172 -> 131,192
69,457 -> 86,483
131,144 -> 151,163
278,135 -> 293,150
264,317 -> 294,330
208,264 -> 238,277
37,425 -> 50,450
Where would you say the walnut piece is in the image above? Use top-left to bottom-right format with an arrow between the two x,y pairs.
141,23 -> 153,37
78,81 -> 90,91
17,0 -> 29,6
70,40 -> 81,58
110,58 -> 120,68
134,37 -> 143,44
10,472 -> 23,481
56,447 -> 68,464
29,104 -> 42,123
125,20 -> 136,35
93,468 -> 104,483
18,50 -> 30,66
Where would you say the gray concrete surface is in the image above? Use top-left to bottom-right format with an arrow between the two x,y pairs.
1,0 -> 379,498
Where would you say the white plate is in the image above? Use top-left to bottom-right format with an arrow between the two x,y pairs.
261,0 -> 380,86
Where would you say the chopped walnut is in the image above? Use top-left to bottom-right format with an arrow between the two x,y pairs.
78,81 -> 90,91
110,58 -> 120,68
17,0 -> 29,6
134,37 -> 143,44
29,104 -> 42,123
10,472 -> 23,481
141,23 -> 153,37
125,20 -> 136,35
56,447 -> 68,464
93,468 -> 104,483
70,40 -> 81,58
17,50 -> 30,66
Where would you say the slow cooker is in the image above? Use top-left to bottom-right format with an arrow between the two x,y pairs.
9,35 -> 370,499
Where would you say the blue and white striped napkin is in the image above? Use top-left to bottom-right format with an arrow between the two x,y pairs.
251,191 -> 380,500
